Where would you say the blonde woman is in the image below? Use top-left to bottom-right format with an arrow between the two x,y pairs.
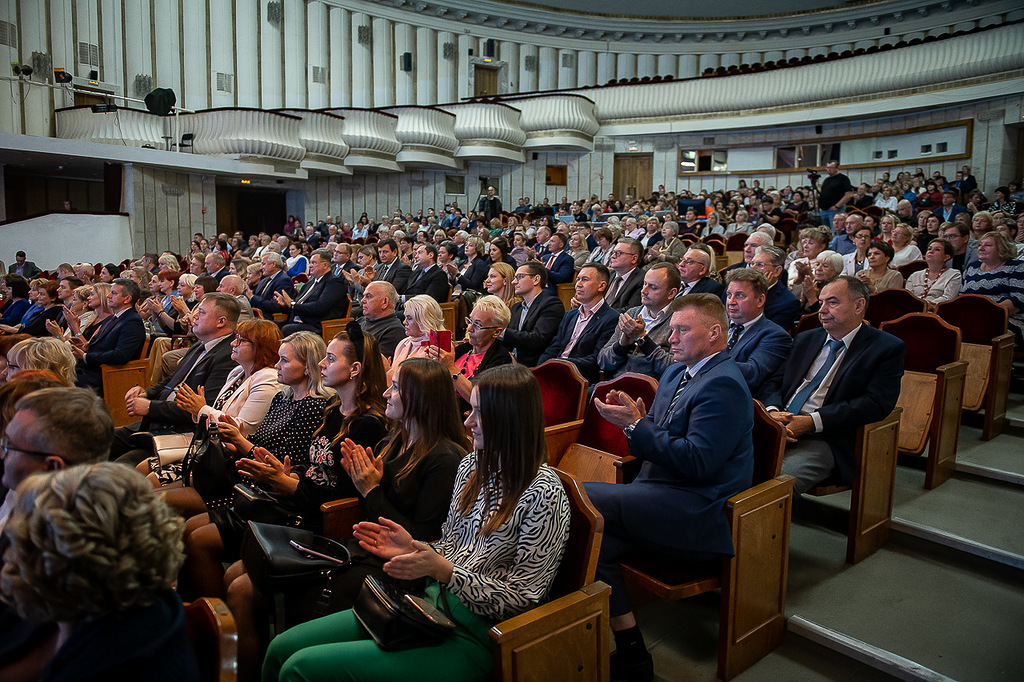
7,336 -> 77,386
391,295 -> 446,373
484,261 -> 521,310
158,253 -> 181,272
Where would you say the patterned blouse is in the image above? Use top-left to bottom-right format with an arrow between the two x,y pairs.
962,258 -> 1024,347
432,454 -> 570,621
249,391 -> 329,473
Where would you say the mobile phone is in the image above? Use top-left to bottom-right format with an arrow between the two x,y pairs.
289,540 -> 347,565
405,594 -> 456,629
429,330 -> 452,352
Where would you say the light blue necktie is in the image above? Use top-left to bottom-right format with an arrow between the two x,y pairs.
787,339 -> 845,414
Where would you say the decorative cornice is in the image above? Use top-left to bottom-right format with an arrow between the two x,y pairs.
324,0 -> 1019,50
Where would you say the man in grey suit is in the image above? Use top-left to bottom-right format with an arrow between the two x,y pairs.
7,251 -> 42,279
599,263 -> 680,379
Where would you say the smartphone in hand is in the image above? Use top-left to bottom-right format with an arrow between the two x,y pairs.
429,330 -> 452,352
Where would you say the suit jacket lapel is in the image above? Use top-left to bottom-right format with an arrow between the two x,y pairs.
788,329 -> 824,397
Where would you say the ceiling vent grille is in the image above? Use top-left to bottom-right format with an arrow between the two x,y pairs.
357,25 -> 372,46
215,72 -> 234,93
78,41 -> 100,66
442,42 -> 456,60
560,53 -> 576,68
311,65 -> 327,84
133,73 -> 153,96
524,55 -> 538,72
0,20 -> 17,49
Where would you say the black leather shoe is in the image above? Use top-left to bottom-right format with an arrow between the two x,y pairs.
610,648 -> 654,682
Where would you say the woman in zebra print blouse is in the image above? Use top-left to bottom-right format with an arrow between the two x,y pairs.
263,363 -> 572,682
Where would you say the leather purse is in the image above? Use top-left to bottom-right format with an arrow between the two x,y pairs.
231,482 -> 301,528
181,415 -> 235,507
241,520 -> 351,593
352,575 -> 456,651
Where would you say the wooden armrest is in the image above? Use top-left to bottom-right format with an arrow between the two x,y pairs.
543,419 -> 584,465
490,581 -> 610,641
613,455 -> 640,484
725,474 -> 795,517
321,497 -> 362,540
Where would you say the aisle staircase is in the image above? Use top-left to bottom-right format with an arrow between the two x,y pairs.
638,368 -> 1024,681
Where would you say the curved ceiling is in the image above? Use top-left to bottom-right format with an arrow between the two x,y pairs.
470,0 -> 869,20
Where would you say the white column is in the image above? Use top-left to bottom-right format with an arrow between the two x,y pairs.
557,49 -> 576,90
258,0 -> 282,107
234,0 -> 260,106
501,41 -> 520,93
395,23 -> 415,105
677,54 -> 698,78
416,27 -> 437,105
577,50 -> 597,87
519,43 -> 538,92
539,47 -> 558,91
153,0 -> 181,107
457,33 -> 474,100
656,54 -> 675,78
437,31 -> 457,104
209,0 -> 234,108
372,17 -> 395,107
351,13 -> 373,108
329,8 -> 351,108
740,52 -> 761,66
596,52 -> 615,84
616,53 -> 636,80
763,50 -> 785,64
284,0 -> 307,108
785,48 -> 807,60
637,54 -> 656,78
307,4 -> 329,109
181,0 -> 208,109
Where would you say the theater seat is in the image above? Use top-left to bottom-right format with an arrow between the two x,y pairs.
184,598 -> 238,682
531,359 -> 588,428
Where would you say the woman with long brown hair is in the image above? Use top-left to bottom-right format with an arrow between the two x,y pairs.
263,363 -> 570,682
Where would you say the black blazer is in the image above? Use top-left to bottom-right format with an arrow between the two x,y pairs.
502,293 -> 566,367
143,335 -> 238,430
376,261 -> 412,294
250,270 -> 297,316
762,325 -> 905,483
8,261 -> 42,279
685,277 -> 725,297
763,281 -> 801,331
538,302 -> 619,384
403,265 -> 449,303
288,274 -> 350,329
75,308 -> 147,391
19,305 -> 64,337
605,268 -> 644,312
456,258 -> 490,293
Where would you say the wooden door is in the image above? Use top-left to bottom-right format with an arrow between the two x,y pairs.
474,66 -> 498,98
613,153 -> 653,203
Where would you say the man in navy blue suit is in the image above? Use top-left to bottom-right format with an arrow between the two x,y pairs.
537,263 -> 618,384
274,249 -> 350,335
585,293 -> 754,682
541,231 -> 575,294
933,189 -> 967,223
676,245 -> 724,297
751,245 -> 800,331
72,278 -> 147,394
249,252 -> 297,317
724,268 -> 792,402
763,276 -> 905,492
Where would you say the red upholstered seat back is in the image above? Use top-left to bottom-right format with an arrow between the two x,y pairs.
578,373 -> 659,458
880,312 -> 961,374
866,288 -> 927,328
935,294 -> 1009,345
531,359 -> 588,427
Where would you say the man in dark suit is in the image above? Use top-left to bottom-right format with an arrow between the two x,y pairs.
676,245 -> 724,296
249,252 -> 297,317
724,268 -> 792,402
374,239 -> 412,294
330,243 -> 359,277
72,278 -> 147,393
604,238 -> 644,312
751,246 -> 800,331
720,231 -> 774,278
399,244 -> 449,304
7,251 -> 42,279
762,276 -> 905,492
205,252 -> 229,282
541,232 -> 575,294
585,294 -> 755,681
275,249 -> 349,335
501,261 -> 565,367
934,190 -> 967,223
110,292 -> 240,464
538,263 -> 618,384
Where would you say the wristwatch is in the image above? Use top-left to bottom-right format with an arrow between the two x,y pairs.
623,417 -> 642,437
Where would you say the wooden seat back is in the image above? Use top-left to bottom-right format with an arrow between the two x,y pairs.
531,359 -> 588,428
793,312 -> 822,336
752,400 -> 785,483
100,336 -> 152,428
556,282 -> 575,311
439,301 -> 457,332
549,468 -> 604,599
894,372 -> 938,454
320,317 -> 352,344
866,289 -> 926,329
185,597 -> 238,682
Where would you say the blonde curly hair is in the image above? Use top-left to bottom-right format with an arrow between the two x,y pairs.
0,463 -> 184,623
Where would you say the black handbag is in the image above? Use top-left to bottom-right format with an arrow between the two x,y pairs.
231,482 -> 301,528
352,575 -> 456,651
181,415 -> 235,507
241,520 -> 351,593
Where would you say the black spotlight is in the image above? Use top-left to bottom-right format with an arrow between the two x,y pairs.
54,68 -> 73,83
